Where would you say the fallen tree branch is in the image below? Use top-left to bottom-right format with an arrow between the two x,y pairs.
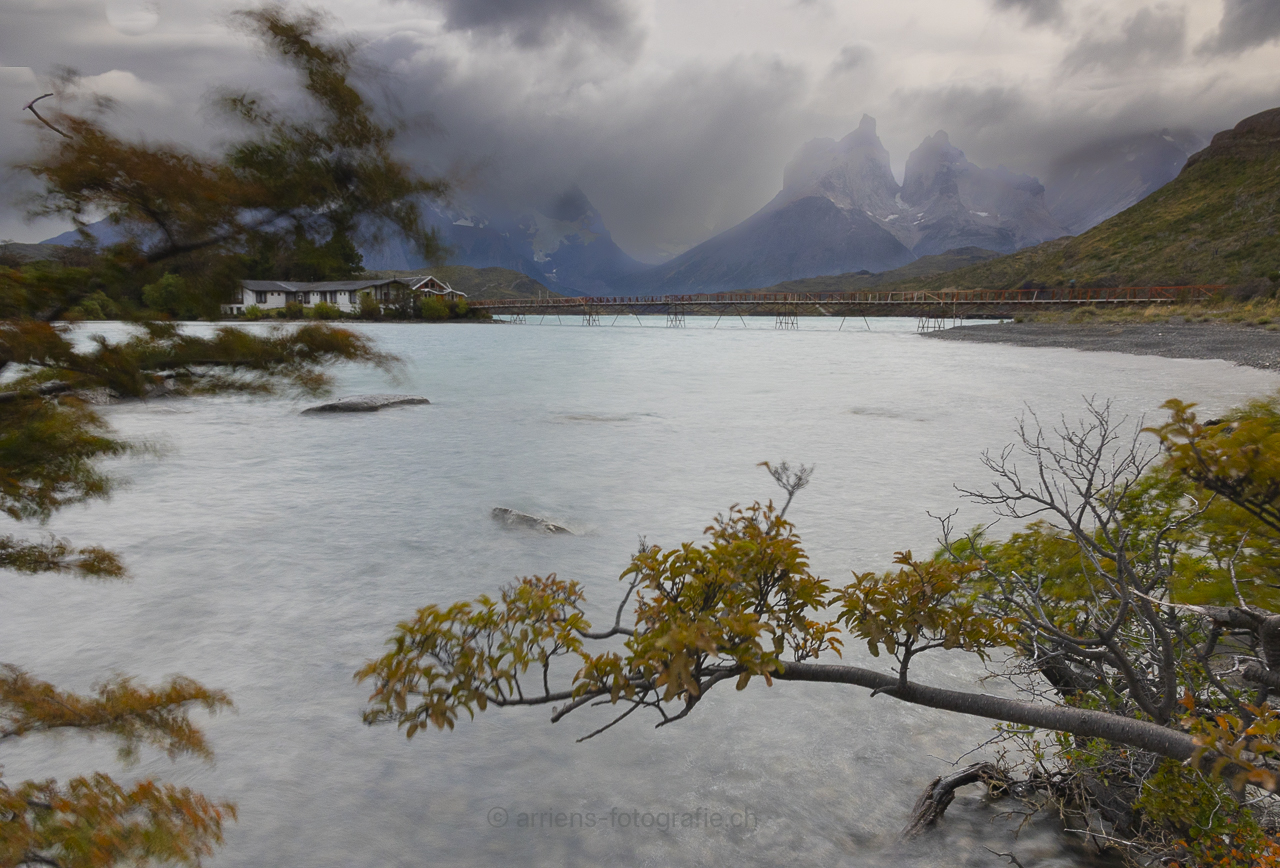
0,381 -> 73,403
1243,663 -> 1280,692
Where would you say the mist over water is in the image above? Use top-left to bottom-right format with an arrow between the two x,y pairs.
3,318 -> 1276,867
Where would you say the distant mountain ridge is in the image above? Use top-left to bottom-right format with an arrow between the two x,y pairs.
362,186 -> 645,296
615,115 -> 1067,295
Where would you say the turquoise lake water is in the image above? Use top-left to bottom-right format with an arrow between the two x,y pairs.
3,317 -> 1276,867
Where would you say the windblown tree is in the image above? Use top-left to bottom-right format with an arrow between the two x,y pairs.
22,5 -> 443,296
2,7 -> 441,866
359,400 -> 1280,866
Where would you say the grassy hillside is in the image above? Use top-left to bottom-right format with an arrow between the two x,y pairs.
767,107 -> 1280,294
362,265 -> 560,300
763,247 -> 1003,294
0,242 -> 71,265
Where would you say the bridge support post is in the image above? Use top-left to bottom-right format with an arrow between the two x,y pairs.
582,309 -> 600,326
667,310 -> 686,327
775,312 -> 798,329
917,315 -> 953,333
509,313 -> 526,324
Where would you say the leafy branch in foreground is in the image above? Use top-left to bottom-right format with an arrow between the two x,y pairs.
4,6 -> 435,865
361,397 -> 1280,865
0,775 -> 235,868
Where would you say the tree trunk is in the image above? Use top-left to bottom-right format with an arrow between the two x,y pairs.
775,661 -> 1198,761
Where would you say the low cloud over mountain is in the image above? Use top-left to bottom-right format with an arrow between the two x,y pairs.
1043,130 -> 1205,235
614,117 -> 1066,294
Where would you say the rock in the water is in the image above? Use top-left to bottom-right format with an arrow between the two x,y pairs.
302,394 -> 430,414
491,507 -> 573,535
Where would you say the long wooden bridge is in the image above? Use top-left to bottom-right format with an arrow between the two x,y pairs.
471,285 -> 1222,328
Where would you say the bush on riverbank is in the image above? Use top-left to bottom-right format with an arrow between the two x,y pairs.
1012,279 -> 1280,326
359,396 -> 1280,867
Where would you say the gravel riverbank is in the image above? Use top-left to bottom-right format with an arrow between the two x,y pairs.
925,320 -> 1280,371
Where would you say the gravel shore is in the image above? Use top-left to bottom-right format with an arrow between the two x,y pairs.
925,320 -> 1280,371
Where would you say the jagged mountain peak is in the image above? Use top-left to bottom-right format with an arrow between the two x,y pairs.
902,131 -> 972,205
843,113 -> 879,143
895,130 -> 1064,255
777,116 -> 900,216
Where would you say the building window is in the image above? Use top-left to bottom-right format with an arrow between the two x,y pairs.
254,291 -> 267,304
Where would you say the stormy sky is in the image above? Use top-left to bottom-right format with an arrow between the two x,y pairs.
2,0 -> 1278,260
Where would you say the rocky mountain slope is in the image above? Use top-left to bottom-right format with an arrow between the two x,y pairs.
362,186 -> 645,296
851,107 -> 1280,292
1043,130 -> 1204,235
617,116 -> 1066,295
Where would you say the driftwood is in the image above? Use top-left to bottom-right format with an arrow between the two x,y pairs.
901,762 -> 1009,838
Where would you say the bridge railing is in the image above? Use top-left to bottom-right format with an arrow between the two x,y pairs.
471,285 -> 1224,309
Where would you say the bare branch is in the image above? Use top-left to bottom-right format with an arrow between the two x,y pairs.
24,93 -> 70,139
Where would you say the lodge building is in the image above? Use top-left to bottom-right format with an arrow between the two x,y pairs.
223,275 -> 464,316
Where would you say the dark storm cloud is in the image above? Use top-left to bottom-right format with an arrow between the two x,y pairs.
4,0 -> 1280,253
1062,5 -> 1187,74
888,77 -> 1278,192
990,0 -> 1064,27
425,0 -> 641,49
374,40 -> 813,257
1198,0 -> 1280,55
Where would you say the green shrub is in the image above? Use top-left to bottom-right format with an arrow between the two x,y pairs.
358,293 -> 382,320
312,301 -> 340,320
1135,759 -> 1279,867
282,300 -> 305,319
141,273 -> 198,319
420,295 -> 449,322
243,304 -> 264,320
72,290 -> 121,321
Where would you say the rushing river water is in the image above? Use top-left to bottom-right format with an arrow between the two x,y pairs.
4,318 -> 1278,867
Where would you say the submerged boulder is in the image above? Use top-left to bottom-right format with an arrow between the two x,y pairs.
302,394 -> 430,413
491,507 -> 573,535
